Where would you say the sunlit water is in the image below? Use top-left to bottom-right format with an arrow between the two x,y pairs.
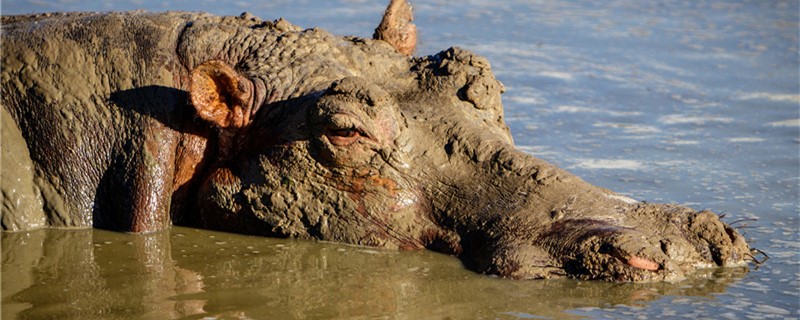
2,1 -> 798,319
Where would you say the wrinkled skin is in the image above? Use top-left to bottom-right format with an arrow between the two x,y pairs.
1,2 -> 751,281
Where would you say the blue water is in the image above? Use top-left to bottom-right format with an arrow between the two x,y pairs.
3,0 -> 798,319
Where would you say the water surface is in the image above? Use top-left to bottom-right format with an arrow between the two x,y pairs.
2,0 -> 798,319
3,228 -> 752,319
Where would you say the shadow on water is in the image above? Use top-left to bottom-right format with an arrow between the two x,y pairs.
2,228 -> 748,319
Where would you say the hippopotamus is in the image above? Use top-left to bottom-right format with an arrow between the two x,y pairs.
1,0 -> 751,281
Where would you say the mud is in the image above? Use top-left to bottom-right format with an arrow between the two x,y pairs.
1,3 -> 752,282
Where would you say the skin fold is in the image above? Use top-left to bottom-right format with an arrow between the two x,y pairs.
1,1 -> 751,281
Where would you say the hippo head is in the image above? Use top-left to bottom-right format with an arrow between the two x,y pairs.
184,1 -> 751,281
188,47 -> 509,249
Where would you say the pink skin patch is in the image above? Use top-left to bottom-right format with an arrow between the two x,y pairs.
627,256 -> 660,271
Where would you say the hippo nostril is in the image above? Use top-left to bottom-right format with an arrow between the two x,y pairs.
598,242 -> 614,254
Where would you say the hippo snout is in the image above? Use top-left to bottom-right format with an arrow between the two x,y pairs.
423,145 -> 752,281
483,204 -> 752,281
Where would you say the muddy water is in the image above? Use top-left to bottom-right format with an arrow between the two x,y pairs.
3,0 -> 798,319
2,228 -> 749,319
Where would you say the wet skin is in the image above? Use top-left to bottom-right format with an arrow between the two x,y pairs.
1,0 -> 751,281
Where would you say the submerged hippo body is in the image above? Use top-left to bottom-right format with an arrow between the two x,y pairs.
1,1 -> 751,281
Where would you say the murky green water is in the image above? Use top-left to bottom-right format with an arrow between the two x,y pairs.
2,228 -> 750,319
3,0 -> 798,319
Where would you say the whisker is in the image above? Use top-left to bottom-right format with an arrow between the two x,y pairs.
746,248 -> 769,266
729,218 -> 758,226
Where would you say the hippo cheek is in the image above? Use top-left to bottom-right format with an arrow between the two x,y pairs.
325,170 -> 429,250
196,167 -> 275,234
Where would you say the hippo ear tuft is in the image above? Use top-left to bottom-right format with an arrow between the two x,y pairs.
373,0 -> 417,56
190,60 -> 252,129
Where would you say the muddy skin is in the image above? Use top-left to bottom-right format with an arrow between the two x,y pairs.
1,1 -> 751,281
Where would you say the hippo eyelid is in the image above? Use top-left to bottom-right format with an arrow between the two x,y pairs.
325,113 -> 375,140
327,127 -> 361,138
325,127 -> 365,146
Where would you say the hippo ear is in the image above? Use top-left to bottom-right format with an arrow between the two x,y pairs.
373,0 -> 417,56
190,60 -> 252,129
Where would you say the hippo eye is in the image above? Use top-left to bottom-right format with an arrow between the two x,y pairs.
326,127 -> 363,146
330,128 -> 358,138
